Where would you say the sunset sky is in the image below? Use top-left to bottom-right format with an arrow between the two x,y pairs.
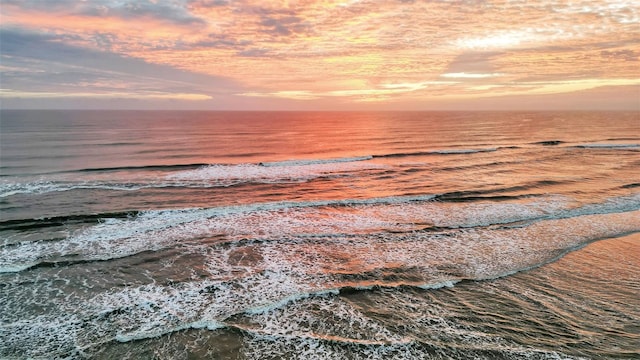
1,0 -> 639,110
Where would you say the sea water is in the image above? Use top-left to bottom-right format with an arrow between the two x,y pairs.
1,110 -> 638,359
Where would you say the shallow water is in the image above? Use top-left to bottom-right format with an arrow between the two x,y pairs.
1,110 -> 639,359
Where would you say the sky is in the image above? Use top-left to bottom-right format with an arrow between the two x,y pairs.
1,0 -> 639,110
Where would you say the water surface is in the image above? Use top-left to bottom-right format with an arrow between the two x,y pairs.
1,110 -> 639,359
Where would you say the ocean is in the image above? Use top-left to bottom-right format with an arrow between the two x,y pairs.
0,110 -> 638,359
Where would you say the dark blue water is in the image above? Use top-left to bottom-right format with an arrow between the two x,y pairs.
1,110 -> 639,359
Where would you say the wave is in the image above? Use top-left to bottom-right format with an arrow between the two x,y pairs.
234,284 -> 596,360
259,156 -> 373,167
574,143 -> 640,149
239,332 -> 572,360
166,160 -> 385,183
434,159 -> 524,172
430,182 -> 565,202
114,319 -> 225,343
0,182 -> 561,234
373,147 -> 498,159
2,192 -> 638,274
621,182 -> 640,189
74,156 -> 375,173
109,283 -> 452,344
111,209 -> 639,344
532,140 -> 565,146
2,212 -> 638,358
528,141 -> 640,150
2,148 -> 591,198
606,137 -> 640,141
0,180 -> 154,198
38,210 -> 640,343
0,158 -> 387,197
0,211 -> 139,232
430,148 -> 498,154
0,255 -> 608,360
77,163 -> 209,173
0,194 -> 441,272
0,193 -> 442,234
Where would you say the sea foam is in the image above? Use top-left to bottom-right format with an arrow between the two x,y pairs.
165,159 -> 385,184
2,193 -> 638,274
0,157 -> 386,197
2,201 -> 638,358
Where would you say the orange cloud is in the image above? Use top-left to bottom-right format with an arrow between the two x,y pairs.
2,0 -> 639,109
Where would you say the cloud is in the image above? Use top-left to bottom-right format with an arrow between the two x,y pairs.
189,0 -> 229,7
5,0 -> 207,26
441,73 -> 504,79
445,52 -> 501,74
105,1 -> 206,26
2,0 -> 639,109
430,84 -> 640,111
91,32 -> 118,50
601,49 -> 639,62
237,48 -> 271,57
0,27 -> 240,98
189,33 -> 252,49
241,90 -> 320,100
239,79 -> 461,103
259,15 -> 311,36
